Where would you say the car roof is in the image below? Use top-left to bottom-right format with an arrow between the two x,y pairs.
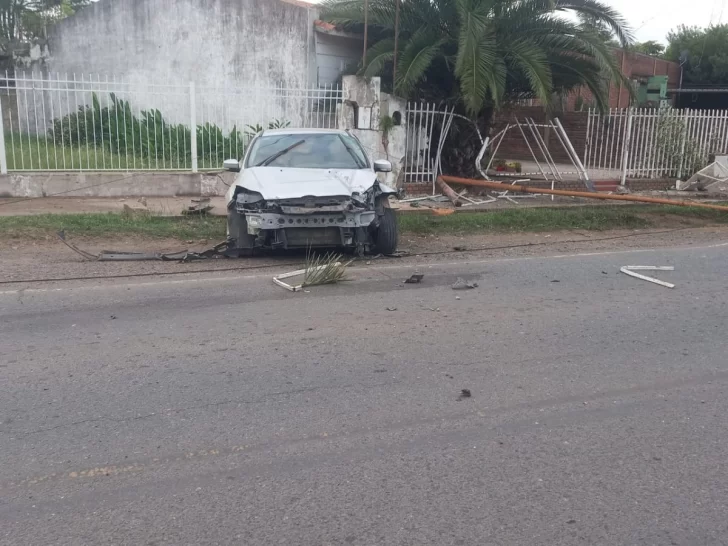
260,128 -> 349,137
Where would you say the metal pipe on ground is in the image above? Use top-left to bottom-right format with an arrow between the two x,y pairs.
435,176 -> 463,207
438,176 -> 728,212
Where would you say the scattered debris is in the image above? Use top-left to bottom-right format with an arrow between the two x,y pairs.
620,265 -> 675,289
457,389 -> 472,401
445,374 -> 454,379
440,176 -> 728,212
273,253 -> 351,292
602,271 -> 608,275
385,250 -> 409,258
452,277 -> 478,290
453,246 -> 468,251
110,315 -> 117,320
551,279 -> 560,283
404,274 -> 424,284
386,307 -> 398,312
57,230 -> 98,261
182,197 -> 213,216
57,232 -> 229,262
677,161 -> 728,192
435,174 -> 463,207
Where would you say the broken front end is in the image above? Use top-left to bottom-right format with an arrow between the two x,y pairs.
227,184 -> 397,256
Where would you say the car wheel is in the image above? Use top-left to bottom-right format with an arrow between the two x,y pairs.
374,207 -> 398,255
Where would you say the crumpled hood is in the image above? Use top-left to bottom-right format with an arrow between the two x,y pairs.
229,167 -> 395,201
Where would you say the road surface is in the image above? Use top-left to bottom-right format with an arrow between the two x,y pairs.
2,240 -> 728,545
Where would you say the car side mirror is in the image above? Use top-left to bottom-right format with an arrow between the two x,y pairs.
223,159 -> 241,172
373,159 -> 392,173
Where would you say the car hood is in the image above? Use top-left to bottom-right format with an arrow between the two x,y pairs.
231,167 -> 395,201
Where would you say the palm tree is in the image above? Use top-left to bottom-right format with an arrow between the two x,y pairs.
322,0 -> 633,116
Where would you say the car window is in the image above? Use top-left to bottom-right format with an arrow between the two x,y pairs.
246,133 -> 369,169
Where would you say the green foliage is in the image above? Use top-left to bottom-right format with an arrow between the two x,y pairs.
322,0 -> 633,116
0,0 -> 89,42
633,40 -> 665,57
665,24 -> 728,85
654,109 -> 718,178
47,93 -> 290,168
244,119 -> 292,139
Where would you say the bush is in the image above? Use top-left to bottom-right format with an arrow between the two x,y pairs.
48,93 -> 289,168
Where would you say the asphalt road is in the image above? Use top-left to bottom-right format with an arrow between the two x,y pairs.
2,240 -> 728,545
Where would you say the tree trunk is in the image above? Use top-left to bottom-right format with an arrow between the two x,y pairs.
438,109 -> 493,178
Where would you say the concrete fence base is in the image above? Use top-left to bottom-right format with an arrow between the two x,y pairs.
0,171 -> 235,199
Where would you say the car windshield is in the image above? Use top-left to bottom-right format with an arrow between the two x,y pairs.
246,133 -> 369,169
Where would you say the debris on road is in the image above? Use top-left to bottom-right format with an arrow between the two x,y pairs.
182,198 -> 213,216
620,265 -> 675,289
57,231 -> 228,262
386,307 -> 398,312
458,389 -> 472,401
452,277 -> 478,290
273,253 -> 350,292
404,274 -> 424,284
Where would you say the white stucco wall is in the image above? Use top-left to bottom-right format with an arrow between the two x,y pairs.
47,0 -> 317,89
24,0 -> 321,131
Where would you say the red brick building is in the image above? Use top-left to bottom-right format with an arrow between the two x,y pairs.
566,49 -> 681,110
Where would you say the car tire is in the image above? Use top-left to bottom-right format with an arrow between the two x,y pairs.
374,207 -> 398,255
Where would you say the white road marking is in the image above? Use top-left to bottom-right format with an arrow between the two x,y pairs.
1,241 -> 727,296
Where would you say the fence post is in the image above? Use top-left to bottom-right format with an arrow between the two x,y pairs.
619,108 -> 633,186
677,109 -> 689,180
189,81 -> 198,173
0,94 -> 7,175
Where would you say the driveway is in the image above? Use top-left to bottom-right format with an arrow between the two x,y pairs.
2,239 -> 728,545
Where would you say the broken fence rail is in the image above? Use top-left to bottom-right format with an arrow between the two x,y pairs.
438,176 -> 728,212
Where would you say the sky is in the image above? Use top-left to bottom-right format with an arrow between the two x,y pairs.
306,0 -> 725,44
609,0 -> 723,43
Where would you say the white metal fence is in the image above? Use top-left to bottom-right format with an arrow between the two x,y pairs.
585,108 -> 728,180
0,72 -> 342,172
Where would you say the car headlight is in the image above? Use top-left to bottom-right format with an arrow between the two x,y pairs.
236,190 -> 264,205
247,216 -> 262,227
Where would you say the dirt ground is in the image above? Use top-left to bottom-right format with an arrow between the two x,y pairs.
2,224 -> 728,288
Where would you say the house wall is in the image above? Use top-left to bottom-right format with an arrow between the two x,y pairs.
46,0 -> 317,90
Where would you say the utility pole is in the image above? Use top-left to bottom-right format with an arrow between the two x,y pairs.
393,0 -> 401,92
363,0 -> 369,65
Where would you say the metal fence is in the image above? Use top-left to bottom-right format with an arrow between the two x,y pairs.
585,108 -> 728,180
0,72 -> 342,172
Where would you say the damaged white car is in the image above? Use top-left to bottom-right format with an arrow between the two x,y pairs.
223,129 -> 399,256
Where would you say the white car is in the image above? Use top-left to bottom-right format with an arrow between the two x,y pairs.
223,128 -> 399,256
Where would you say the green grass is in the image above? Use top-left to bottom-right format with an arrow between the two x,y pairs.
398,205 -> 728,235
0,212 -> 227,240
4,133 -> 223,171
1,205 -> 727,241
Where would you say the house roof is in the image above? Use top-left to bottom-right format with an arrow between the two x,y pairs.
313,19 -> 363,40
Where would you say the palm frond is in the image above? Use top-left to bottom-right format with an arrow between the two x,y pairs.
303,251 -> 352,287
361,38 -> 396,78
395,29 -> 445,95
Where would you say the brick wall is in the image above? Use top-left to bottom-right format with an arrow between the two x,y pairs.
489,106 -> 589,164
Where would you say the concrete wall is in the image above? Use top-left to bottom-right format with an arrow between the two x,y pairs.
47,0 -> 317,90
338,76 -> 407,188
0,171 -> 234,198
24,0 -> 320,131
